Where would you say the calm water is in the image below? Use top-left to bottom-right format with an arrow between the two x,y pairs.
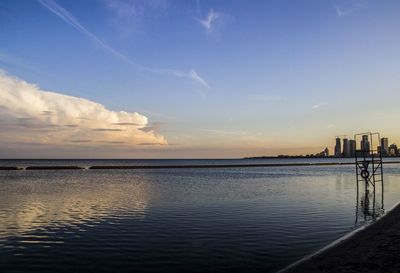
1,159 -> 400,273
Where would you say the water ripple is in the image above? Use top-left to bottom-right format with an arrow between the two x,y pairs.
0,165 -> 399,272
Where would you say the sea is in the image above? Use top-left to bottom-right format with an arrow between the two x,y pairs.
0,158 -> 399,273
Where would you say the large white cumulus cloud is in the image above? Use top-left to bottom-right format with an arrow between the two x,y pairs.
0,71 -> 166,146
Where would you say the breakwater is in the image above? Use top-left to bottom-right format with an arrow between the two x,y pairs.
1,161 -> 400,170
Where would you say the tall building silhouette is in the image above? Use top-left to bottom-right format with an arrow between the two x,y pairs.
334,137 -> 342,157
360,135 -> 370,155
342,138 -> 350,157
381,137 -> 389,156
349,140 -> 356,157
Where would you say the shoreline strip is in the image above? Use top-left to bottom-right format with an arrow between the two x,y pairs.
278,200 -> 400,273
0,161 -> 399,170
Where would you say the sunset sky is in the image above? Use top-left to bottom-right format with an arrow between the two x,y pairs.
1,0 -> 400,158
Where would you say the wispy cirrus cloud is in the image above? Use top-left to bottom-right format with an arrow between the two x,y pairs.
0,52 -> 40,73
153,68 -> 209,89
312,102 -> 327,109
0,70 -> 166,147
196,9 -> 220,31
333,4 -> 347,17
332,0 -> 367,17
37,0 -> 209,88
105,0 -> 167,37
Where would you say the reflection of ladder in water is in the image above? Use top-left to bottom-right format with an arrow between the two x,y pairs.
355,132 -> 384,220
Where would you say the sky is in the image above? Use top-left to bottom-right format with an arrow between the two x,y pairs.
1,0 -> 400,158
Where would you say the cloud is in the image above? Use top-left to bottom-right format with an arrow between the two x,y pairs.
334,4 -> 347,17
0,52 -> 41,74
0,70 -> 166,147
38,0 -> 208,88
137,142 -> 167,146
312,102 -> 327,109
186,70 -> 209,88
105,0 -> 167,37
99,140 -> 127,144
140,110 -> 178,121
196,9 -> 220,31
112,122 -> 141,126
139,122 -> 164,133
71,140 -> 92,143
332,0 -> 367,17
37,0 -> 129,65
92,128 -> 124,132
151,68 -> 209,88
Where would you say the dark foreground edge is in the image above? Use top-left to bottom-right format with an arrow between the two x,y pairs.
278,200 -> 400,273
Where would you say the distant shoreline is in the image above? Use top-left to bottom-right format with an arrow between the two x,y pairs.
1,155 -> 399,161
244,155 -> 400,159
1,160 -> 400,170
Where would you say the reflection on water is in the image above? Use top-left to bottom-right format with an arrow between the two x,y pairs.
0,171 -> 150,239
354,181 -> 385,225
1,163 -> 400,273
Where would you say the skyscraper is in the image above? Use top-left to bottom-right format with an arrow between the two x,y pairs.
381,137 -> 389,156
361,135 -> 370,155
335,137 -> 342,157
349,140 -> 356,157
324,147 -> 329,157
342,138 -> 350,157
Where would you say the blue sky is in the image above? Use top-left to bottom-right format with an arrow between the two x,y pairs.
1,0 -> 400,158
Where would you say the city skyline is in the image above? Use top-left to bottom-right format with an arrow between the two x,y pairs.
1,0 -> 400,158
333,134 -> 400,158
